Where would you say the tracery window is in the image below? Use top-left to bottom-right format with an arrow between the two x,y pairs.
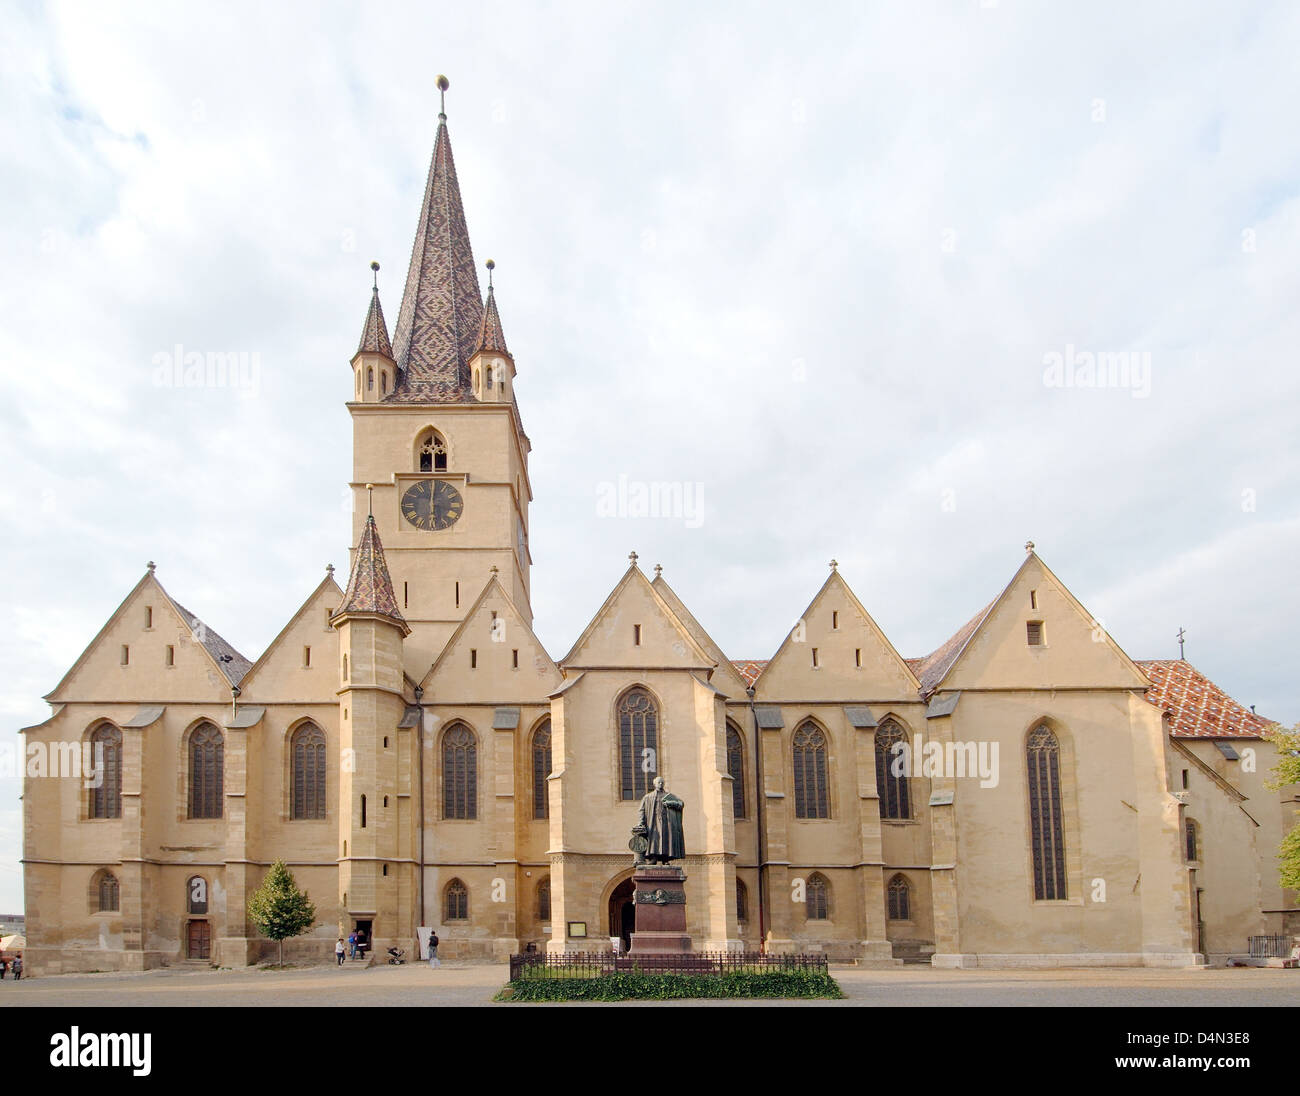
726,724 -> 746,819
188,722 -> 224,819
89,723 -> 122,819
443,724 -> 477,819
806,872 -> 829,919
875,720 -> 911,820
618,688 -> 658,801
418,430 -> 449,472
93,870 -> 119,913
1027,724 -> 1067,900
793,722 -> 830,819
532,719 -> 552,820
445,878 -> 469,921
887,874 -> 910,920
291,722 -> 327,820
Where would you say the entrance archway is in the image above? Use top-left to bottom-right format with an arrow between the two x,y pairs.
609,877 -> 635,953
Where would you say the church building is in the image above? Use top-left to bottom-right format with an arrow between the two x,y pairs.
21,87 -> 1297,974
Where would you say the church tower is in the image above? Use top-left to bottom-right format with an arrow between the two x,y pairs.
347,78 -> 532,677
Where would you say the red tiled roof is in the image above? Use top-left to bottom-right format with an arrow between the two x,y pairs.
1138,659 -> 1275,739
731,660 -> 768,687
913,600 -> 997,698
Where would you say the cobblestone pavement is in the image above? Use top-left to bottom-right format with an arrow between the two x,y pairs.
1,962 -> 1297,1007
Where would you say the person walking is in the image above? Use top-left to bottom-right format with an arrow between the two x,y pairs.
10,956 -> 21,981
347,930 -> 357,960
427,931 -> 441,969
0,957 -> 7,980
335,938 -> 346,966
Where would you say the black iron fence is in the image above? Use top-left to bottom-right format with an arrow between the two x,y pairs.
508,950 -> 828,981
1247,934 -> 1294,959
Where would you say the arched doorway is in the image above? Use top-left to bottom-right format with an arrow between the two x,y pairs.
609,878 -> 635,953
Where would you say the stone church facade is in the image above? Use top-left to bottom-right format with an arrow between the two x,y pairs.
21,95 -> 1297,975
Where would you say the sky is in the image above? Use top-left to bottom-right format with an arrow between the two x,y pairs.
1,0 -> 1298,912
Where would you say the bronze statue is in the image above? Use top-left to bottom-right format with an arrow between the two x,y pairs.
630,776 -> 685,864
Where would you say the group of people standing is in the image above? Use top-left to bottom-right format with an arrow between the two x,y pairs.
0,956 -> 21,981
332,931 -> 440,968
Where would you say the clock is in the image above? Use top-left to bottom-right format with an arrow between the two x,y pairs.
401,479 -> 463,530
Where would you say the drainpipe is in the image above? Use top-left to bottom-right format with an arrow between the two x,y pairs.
414,685 -> 426,930
747,686 -> 767,952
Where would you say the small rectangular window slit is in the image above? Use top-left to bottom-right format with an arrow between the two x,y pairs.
633,624 -> 642,646
811,647 -> 819,668
512,649 -> 519,669
121,645 -> 130,666
303,646 -> 311,668
832,611 -> 838,629
855,648 -> 861,667
470,648 -> 477,669
1029,589 -> 1038,610
165,645 -> 175,667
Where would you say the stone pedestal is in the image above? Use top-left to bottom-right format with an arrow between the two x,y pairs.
629,865 -> 691,955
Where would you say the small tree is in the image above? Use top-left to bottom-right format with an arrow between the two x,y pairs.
247,859 -> 317,969
1263,722 -> 1300,894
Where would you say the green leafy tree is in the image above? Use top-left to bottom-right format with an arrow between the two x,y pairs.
1263,722 -> 1300,893
247,859 -> 317,969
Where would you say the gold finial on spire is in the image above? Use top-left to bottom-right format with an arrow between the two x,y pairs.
370,260 -> 380,289
490,565 -> 499,576
1025,540 -> 1035,554
436,74 -> 449,118
366,483 -> 375,516
486,258 -> 495,289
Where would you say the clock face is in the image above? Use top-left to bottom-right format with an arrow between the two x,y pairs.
401,479 -> 463,531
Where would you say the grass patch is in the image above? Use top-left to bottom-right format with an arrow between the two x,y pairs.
497,969 -> 843,1001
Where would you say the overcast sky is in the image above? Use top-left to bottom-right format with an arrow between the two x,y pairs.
2,1 -> 1298,911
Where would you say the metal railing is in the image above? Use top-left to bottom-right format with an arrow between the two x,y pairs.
508,949 -> 828,981
1247,934 -> 1294,958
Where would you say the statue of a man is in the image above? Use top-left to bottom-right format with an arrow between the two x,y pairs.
630,776 -> 685,864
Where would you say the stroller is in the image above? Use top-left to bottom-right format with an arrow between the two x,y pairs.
386,946 -> 406,965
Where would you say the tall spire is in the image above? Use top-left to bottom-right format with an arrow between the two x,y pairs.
391,75 -> 484,401
357,261 -> 393,357
331,515 -> 410,634
475,259 -> 509,355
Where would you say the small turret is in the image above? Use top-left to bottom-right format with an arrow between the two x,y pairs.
351,261 -> 396,403
470,259 -> 515,403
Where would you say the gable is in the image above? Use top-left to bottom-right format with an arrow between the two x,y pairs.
421,576 -> 561,700
46,572 -> 245,703
755,570 -> 919,701
652,575 -> 749,698
561,565 -> 714,672
236,575 -> 344,697
941,554 -> 1149,692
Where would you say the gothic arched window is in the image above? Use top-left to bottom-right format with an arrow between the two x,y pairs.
445,878 -> 469,921
89,722 -> 122,819
726,723 -> 746,819
92,870 -> 119,913
418,429 -> 449,473
532,719 -> 552,820
792,722 -> 830,819
188,722 -> 224,819
875,720 -> 911,820
887,874 -> 911,921
291,722 -> 327,820
1027,724 -> 1067,900
442,724 -> 477,819
1185,818 -> 1199,863
736,879 -> 749,923
537,878 -> 551,922
806,872 -> 830,920
618,688 -> 658,801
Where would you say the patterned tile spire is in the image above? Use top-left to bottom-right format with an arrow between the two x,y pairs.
357,262 -> 393,358
332,514 -> 410,634
390,83 -> 484,401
